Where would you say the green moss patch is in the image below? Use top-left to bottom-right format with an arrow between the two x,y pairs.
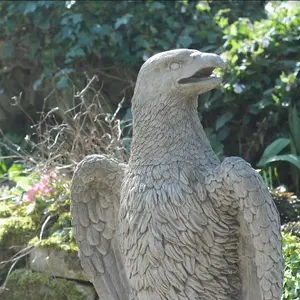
0,269 -> 86,300
29,236 -> 78,253
0,204 -> 12,218
29,212 -> 78,253
0,216 -> 36,247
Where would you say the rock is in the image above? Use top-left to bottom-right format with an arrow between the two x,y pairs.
29,247 -> 89,282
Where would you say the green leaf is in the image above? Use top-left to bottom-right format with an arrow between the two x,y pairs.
61,13 -> 83,25
0,160 -> 7,177
150,2 -> 165,9
115,14 -> 133,29
196,1 -> 210,12
66,47 -> 85,59
33,77 -> 43,90
24,2 -> 37,14
1,40 -> 13,58
216,112 -> 233,131
15,176 -> 34,191
257,138 -> 291,167
72,13 -> 83,24
178,36 -> 192,48
56,76 -> 69,90
217,126 -> 230,141
264,154 -> 300,171
8,164 -> 24,181
289,106 -> 300,154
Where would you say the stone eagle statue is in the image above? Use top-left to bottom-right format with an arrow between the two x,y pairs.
70,49 -> 283,300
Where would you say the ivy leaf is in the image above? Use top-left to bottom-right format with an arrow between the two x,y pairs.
72,13 -> 83,24
115,14 -> 133,29
66,47 -> 85,59
56,76 -> 69,90
151,2 -> 165,10
33,77 -> 43,90
178,36 -> 193,48
61,13 -> 83,25
216,112 -> 233,131
1,40 -> 13,58
24,2 -> 37,14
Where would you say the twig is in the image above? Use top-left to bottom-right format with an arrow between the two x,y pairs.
75,75 -> 98,99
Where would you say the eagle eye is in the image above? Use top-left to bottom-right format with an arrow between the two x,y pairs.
169,62 -> 181,71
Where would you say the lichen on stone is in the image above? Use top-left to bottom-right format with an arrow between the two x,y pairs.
1,269 -> 86,300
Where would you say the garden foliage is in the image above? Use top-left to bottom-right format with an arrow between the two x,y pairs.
0,0 -> 299,191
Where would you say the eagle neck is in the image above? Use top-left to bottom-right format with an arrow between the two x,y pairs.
129,93 -> 219,167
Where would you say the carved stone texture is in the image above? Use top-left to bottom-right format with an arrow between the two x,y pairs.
71,49 -> 283,300
29,247 -> 88,282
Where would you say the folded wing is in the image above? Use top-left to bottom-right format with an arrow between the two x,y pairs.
71,155 -> 130,300
219,157 -> 283,300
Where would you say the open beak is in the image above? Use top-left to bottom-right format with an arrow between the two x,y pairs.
178,53 -> 226,85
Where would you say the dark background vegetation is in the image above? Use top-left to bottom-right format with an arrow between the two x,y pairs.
0,1 -> 299,299
0,0 -> 299,193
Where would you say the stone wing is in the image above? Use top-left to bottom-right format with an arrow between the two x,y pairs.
71,155 -> 130,300
215,157 -> 283,300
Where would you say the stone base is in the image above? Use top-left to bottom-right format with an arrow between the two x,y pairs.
29,247 -> 89,282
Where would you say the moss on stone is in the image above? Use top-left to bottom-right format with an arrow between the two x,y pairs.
0,203 -> 12,218
1,269 -> 86,300
0,216 -> 36,247
29,235 -> 78,253
28,211 -> 78,253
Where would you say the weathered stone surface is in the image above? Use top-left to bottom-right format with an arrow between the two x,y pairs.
29,247 -> 88,282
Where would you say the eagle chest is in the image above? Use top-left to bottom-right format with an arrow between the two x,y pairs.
119,167 -> 239,298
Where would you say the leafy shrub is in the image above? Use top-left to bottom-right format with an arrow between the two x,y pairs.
0,0 -> 265,132
282,232 -> 300,300
282,221 -> 300,238
1,0 -> 299,192
257,106 -> 300,193
202,2 -> 300,157
271,188 -> 300,224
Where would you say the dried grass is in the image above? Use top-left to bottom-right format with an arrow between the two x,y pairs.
0,74 -> 132,176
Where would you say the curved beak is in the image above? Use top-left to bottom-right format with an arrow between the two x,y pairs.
191,52 -> 226,69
